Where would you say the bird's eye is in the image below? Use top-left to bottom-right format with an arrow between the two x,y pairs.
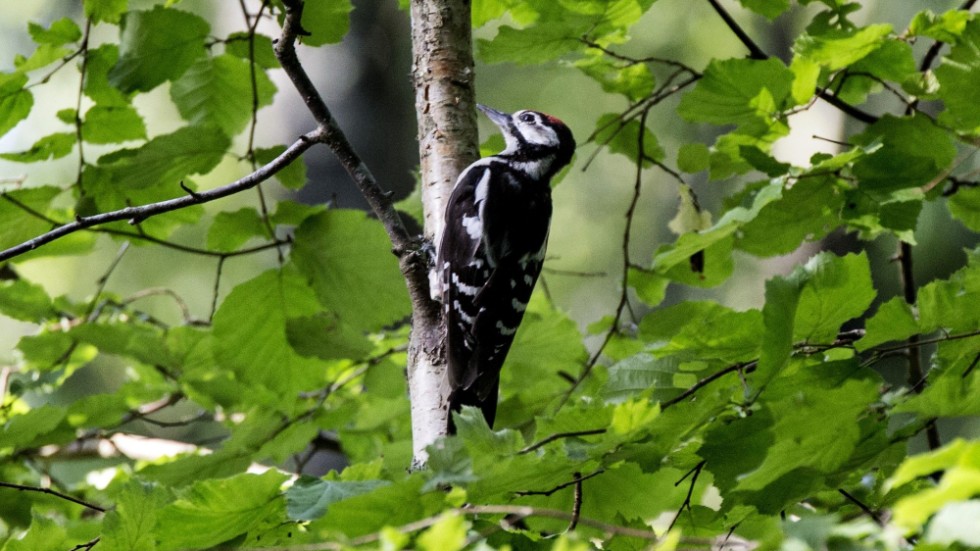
519,112 -> 536,124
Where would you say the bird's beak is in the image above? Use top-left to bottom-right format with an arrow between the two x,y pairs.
477,104 -> 511,129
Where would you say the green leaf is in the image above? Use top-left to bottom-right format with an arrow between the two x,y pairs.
155,470 -> 288,551
949,185 -> 980,232
478,23 -> 581,64
70,322 -> 176,369
206,207 -> 268,252
298,0 -> 354,46
81,105 -> 147,144
255,145 -> 307,190
793,24 -> 892,70
0,132 -> 75,163
793,251 -> 875,343
312,476 -> 428,537
14,43 -> 72,73
84,44 -> 130,107
109,6 -> 210,93
850,39 -> 915,83
576,54 -> 655,101
0,72 -> 33,138
100,481 -> 169,551
755,271 -> 804,385
291,210 -> 411,331
417,512 -> 468,551
854,296 -> 918,351
888,439 -> 980,531
285,312 -> 375,361
0,187 -> 59,252
677,142 -> 710,173
28,18 -> 81,46
593,113 -> 664,166
212,267 -> 328,401
639,301 -> 763,363
935,19 -> 980,134
271,200 -> 326,226
628,267 -> 669,306
0,279 -> 55,322
1,404 -> 67,450
97,125 -> 230,190
285,476 -> 390,521
473,0 -> 515,27
84,0 -> 128,24
700,409 -> 774,491
224,32 -> 280,69
789,56 -> 820,105
4,513 -> 68,551
170,54 -> 277,136
738,0 -> 789,19
677,58 -> 793,129
735,361 -> 880,499
852,115 -> 956,192
894,366 -> 980,418
66,393 -> 131,427
909,9 -> 971,42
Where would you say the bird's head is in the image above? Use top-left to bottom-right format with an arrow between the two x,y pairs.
478,104 -> 575,173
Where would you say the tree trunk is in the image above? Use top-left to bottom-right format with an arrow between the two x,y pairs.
407,0 -> 479,469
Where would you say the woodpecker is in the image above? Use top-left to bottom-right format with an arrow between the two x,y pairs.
432,104 -> 575,430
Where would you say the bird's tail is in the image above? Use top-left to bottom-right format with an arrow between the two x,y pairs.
447,378 -> 499,434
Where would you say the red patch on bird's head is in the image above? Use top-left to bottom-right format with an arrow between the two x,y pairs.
542,113 -> 566,127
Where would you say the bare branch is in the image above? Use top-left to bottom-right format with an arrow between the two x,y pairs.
519,429 -> 607,455
0,481 -> 106,513
0,133 -> 318,262
274,0 -> 412,253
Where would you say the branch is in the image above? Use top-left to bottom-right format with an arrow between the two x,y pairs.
0,481 -> 106,513
513,469 -> 605,497
704,0 -> 766,60
0,134 -> 318,263
274,0 -> 412,254
661,361 -> 756,410
519,428 -> 607,454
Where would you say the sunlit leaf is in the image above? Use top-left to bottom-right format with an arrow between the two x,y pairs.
109,6 -> 210,92
155,471 -> 289,551
170,54 -> 277,136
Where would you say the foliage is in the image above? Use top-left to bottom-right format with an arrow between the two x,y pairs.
1,0 -> 980,550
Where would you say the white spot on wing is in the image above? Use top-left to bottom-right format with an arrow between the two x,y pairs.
451,273 -> 480,296
461,215 -> 482,240
512,298 -> 527,312
474,168 -> 491,206
496,321 -> 518,335
453,300 -> 475,324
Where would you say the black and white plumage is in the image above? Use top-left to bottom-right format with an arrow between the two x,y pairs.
432,104 -> 575,430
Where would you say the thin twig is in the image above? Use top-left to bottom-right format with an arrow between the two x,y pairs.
570,472 -> 584,531
662,361 -> 756,410
519,429 -> 608,455
0,133 -> 319,262
838,488 -> 884,526
0,481 -> 106,513
74,19 -> 92,195
668,460 -> 706,531
514,469 -> 605,497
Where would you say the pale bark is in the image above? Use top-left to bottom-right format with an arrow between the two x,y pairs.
407,0 -> 479,468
